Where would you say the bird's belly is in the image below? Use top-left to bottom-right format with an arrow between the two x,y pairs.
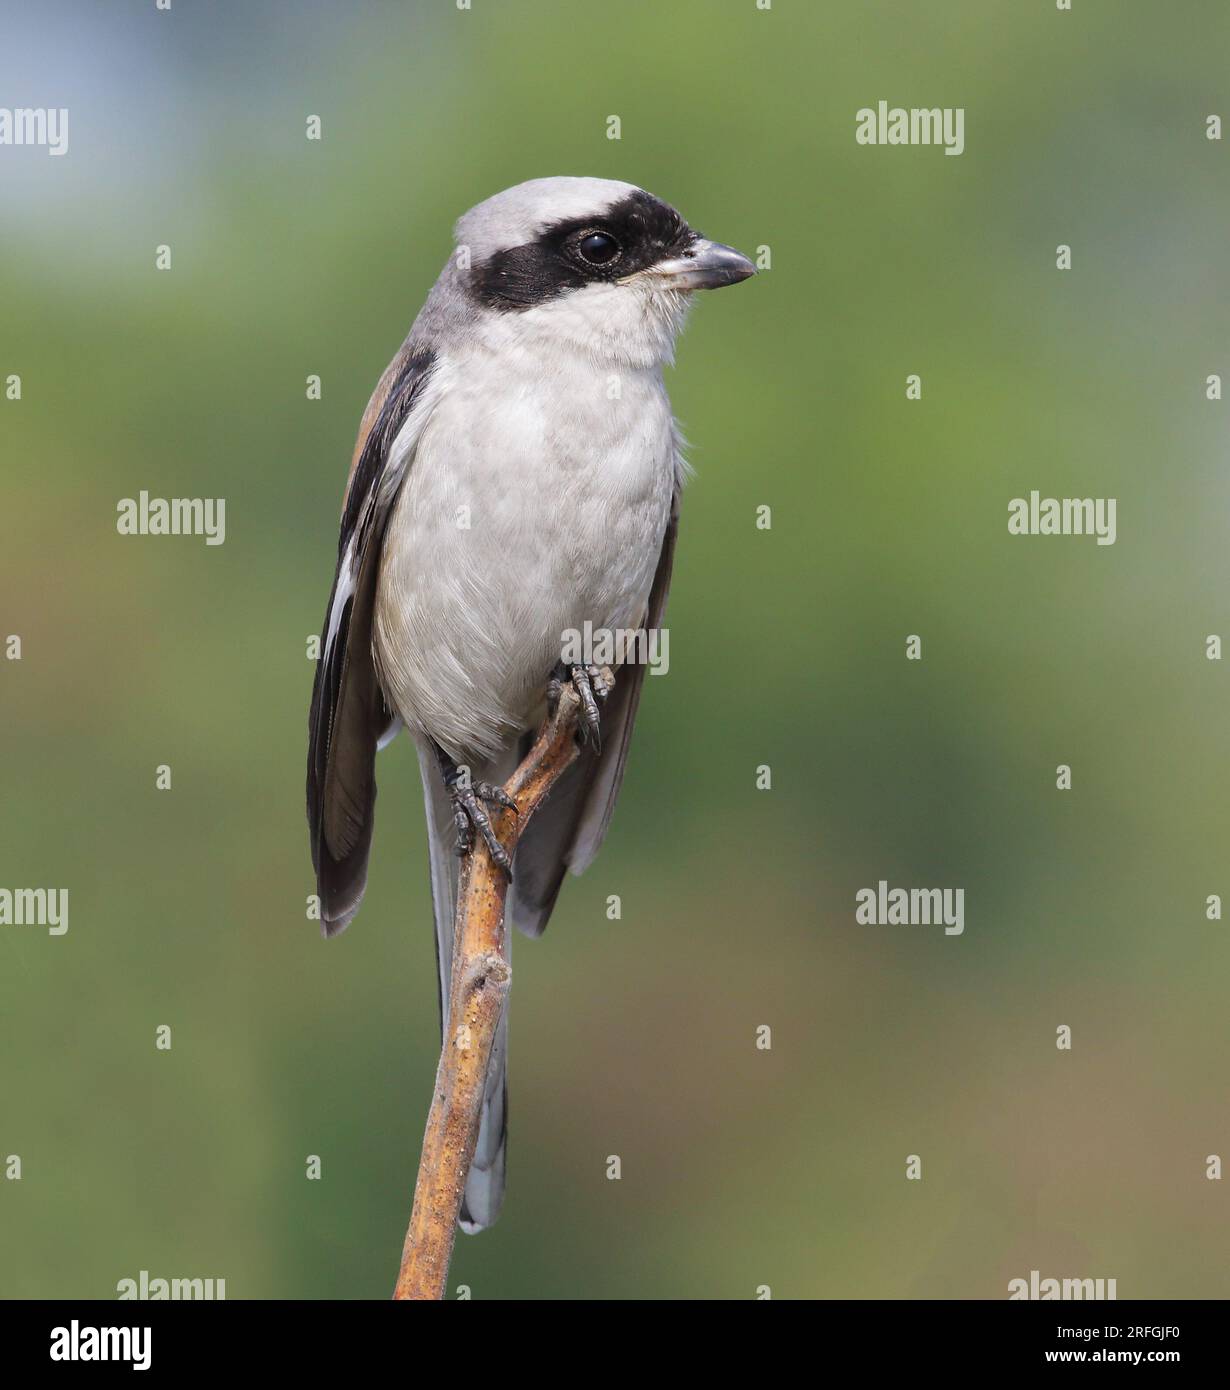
373,372 -> 675,761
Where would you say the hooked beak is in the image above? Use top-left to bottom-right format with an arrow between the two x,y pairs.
633,237 -> 757,291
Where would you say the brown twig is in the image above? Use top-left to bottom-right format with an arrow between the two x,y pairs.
392,679 -> 589,1300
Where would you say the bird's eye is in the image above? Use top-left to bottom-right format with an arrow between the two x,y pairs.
576,232 -> 621,266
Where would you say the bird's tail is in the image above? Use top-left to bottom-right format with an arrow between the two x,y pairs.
458,1005 -> 507,1234
416,735 -> 514,1233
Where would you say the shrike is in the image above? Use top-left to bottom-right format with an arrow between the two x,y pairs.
307,177 -> 754,1231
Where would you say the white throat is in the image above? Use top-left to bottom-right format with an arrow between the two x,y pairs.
476,280 -> 693,371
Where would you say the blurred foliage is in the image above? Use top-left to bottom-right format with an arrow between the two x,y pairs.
1,0 -> 1228,1298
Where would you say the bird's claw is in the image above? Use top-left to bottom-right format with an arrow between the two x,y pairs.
435,748 -> 517,878
548,662 -> 611,751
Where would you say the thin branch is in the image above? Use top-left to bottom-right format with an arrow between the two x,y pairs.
392,679 -> 590,1300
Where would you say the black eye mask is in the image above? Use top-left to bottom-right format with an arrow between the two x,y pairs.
470,190 -> 698,312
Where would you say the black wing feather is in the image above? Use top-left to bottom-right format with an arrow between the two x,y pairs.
307,347 -> 436,935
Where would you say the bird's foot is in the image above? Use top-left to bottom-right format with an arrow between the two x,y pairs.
547,662 -> 612,751
434,747 -> 517,876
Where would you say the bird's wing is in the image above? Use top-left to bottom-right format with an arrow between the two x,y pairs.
307,343 -> 439,935
508,485 -> 681,937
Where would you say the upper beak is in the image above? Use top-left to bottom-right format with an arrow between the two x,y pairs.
635,237 -> 757,291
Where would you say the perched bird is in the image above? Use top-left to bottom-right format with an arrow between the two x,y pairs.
307,176 -> 754,1231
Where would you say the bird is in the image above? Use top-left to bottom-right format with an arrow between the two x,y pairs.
307,176 -> 754,1233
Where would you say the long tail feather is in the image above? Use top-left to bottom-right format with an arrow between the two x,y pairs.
416,736 -> 516,1232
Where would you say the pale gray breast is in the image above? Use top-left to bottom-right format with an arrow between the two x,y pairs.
373,349 -> 676,761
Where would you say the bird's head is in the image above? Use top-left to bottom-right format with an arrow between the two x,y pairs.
449,176 -> 755,367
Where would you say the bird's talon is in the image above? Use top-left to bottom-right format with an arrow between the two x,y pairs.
545,661 -> 612,750
474,781 -> 518,814
435,748 -> 514,878
570,664 -> 603,750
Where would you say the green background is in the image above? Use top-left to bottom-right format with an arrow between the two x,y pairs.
1,0 -> 1227,1299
